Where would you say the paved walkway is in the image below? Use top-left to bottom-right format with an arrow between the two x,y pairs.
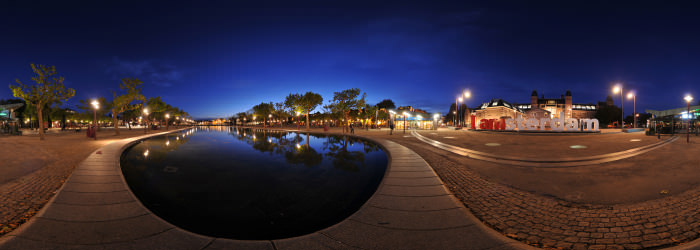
0,128 -> 533,249
389,130 -> 700,250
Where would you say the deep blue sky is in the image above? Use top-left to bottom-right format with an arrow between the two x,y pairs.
1,1 -> 699,119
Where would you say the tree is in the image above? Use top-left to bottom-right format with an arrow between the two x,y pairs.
285,92 -> 323,130
9,64 -> 75,140
78,97 -> 111,131
111,78 -> 146,135
235,112 -> 249,125
376,99 -> 396,110
361,104 -> 377,129
273,102 -> 287,127
252,102 -> 274,127
325,88 -> 366,134
595,105 -> 622,127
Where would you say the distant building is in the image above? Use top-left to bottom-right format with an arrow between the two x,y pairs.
397,106 -> 428,114
472,99 -> 523,123
515,90 -> 596,119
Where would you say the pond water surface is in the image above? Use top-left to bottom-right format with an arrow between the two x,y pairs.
120,127 -> 388,240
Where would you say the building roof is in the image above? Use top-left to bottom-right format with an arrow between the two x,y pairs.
646,106 -> 700,117
0,103 -> 24,110
475,99 -> 521,111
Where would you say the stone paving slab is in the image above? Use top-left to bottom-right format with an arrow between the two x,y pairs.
61,182 -> 128,192
203,238 -> 274,249
40,202 -> 147,222
274,232 -> 358,250
368,194 -> 462,211
8,215 -> 173,245
377,184 -> 451,196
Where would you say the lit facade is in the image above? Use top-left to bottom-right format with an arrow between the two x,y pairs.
472,99 -> 524,123
515,90 -> 596,119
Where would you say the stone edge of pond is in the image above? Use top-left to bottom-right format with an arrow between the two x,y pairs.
0,127 -> 540,250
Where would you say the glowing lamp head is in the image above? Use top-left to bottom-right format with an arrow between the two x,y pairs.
613,85 -> 621,94
627,92 -> 635,99
143,108 -> 149,115
458,97 -> 463,102
165,114 -> 170,118
685,95 -> 693,103
464,91 -> 471,98
90,100 -> 99,109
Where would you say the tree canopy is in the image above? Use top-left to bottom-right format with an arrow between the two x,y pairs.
9,64 -> 75,140
285,91 -> 323,130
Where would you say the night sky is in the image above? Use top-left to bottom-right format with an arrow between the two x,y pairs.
1,1 -> 699,119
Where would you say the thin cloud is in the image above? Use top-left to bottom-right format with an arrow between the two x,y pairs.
105,57 -> 183,87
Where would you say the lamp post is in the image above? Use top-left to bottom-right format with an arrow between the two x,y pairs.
613,84 -> 624,129
458,97 -> 463,127
165,113 -> 170,130
463,90 -> 471,128
91,100 -> 99,140
433,113 -> 440,130
627,92 -> 636,128
143,108 -> 149,133
685,95 -> 693,143
403,112 -> 410,134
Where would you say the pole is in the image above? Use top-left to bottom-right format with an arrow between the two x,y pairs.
620,89 -> 624,129
403,115 -> 406,134
688,101 -> 691,143
633,95 -> 636,128
93,109 -> 97,140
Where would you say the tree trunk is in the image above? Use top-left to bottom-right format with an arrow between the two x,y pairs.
306,109 -> 310,130
113,109 -> 120,136
37,104 -> 45,140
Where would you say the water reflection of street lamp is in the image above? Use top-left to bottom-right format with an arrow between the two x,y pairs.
613,84 -> 624,129
627,92 -> 636,128
91,100 -> 99,140
685,95 -> 693,143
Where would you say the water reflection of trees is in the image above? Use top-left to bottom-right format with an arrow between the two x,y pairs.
322,135 -> 366,172
230,128 -> 323,167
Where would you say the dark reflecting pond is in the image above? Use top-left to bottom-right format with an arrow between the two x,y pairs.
120,127 -> 388,240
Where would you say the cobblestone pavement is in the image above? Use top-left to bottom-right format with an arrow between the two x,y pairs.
387,135 -> 700,250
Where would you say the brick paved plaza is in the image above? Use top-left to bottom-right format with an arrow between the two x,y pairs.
1,126 -> 699,250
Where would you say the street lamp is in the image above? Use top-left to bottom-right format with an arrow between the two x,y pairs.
457,97 -> 463,127
91,100 -> 99,140
143,108 -> 149,133
165,113 -> 170,130
685,95 -> 693,143
613,84 -> 624,129
403,111 -> 410,134
627,92 -> 636,128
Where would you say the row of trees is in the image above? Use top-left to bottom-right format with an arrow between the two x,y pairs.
7,64 -> 191,140
232,88 -> 398,134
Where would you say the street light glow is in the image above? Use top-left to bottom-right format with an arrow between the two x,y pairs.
685,95 -> 693,103
464,91 -> 471,98
458,97 -> 463,102
90,100 -> 99,109
143,108 -> 149,115
627,92 -> 635,99
613,85 -> 621,94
